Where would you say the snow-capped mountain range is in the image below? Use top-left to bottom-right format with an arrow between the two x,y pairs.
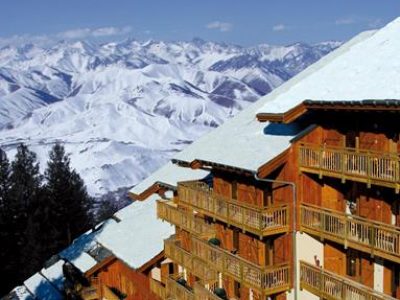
0,38 -> 340,197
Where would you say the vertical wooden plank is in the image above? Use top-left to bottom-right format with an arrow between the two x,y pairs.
383,261 -> 393,296
360,254 -> 374,288
324,242 -> 345,276
214,175 -> 232,198
321,181 -> 345,211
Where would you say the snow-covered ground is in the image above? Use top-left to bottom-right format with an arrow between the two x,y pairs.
0,38 -> 339,196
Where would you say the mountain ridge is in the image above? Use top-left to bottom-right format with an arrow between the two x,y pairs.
0,38 -> 340,197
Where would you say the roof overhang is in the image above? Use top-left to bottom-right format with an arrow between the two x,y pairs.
85,255 -> 117,277
137,250 -> 165,273
128,181 -> 177,201
257,99 -> 400,124
172,152 -> 289,179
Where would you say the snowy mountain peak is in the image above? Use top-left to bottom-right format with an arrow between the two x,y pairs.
0,38 -> 339,196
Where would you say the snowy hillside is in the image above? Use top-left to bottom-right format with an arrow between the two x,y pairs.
0,38 -> 339,197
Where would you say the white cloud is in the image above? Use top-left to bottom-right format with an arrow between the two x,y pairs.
272,24 -> 287,32
58,26 -> 132,39
206,21 -> 233,32
0,34 -> 52,47
335,17 -> 356,25
0,26 -> 133,47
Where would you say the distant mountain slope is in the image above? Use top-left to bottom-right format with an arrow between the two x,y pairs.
0,39 -> 340,196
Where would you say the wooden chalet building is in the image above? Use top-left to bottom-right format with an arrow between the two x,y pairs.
6,15 -> 400,300
140,17 -> 400,300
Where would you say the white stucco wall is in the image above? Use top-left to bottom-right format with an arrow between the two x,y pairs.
285,232 -> 324,300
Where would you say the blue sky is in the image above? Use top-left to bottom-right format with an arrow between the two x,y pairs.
1,0 -> 399,46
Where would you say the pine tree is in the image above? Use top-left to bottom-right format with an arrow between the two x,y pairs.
5,144 -> 43,291
45,143 -> 93,250
0,148 -> 11,212
0,148 -> 12,295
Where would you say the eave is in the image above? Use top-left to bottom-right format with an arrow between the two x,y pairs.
172,152 -> 289,179
256,99 -> 400,124
128,181 -> 177,201
85,255 -> 117,277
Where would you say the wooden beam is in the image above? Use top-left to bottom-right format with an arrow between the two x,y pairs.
257,149 -> 289,178
85,255 -> 117,277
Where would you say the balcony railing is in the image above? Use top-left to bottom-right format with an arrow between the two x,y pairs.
300,261 -> 396,300
299,143 -> 400,191
164,236 -> 218,282
177,181 -> 289,237
190,235 -> 290,296
193,282 -> 226,300
166,274 -> 194,300
157,200 -> 215,237
150,278 -> 166,299
300,203 -> 400,263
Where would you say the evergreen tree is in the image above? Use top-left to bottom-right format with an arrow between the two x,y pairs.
5,144 -> 43,291
45,143 -> 93,250
0,148 -> 11,211
0,148 -> 12,295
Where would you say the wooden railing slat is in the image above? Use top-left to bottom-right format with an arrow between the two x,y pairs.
299,143 -> 400,189
300,261 -> 396,300
300,204 -> 400,262
177,182 -> 289,236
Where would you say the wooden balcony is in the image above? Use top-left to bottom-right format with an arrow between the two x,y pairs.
193,282 -> 227,300
166,274 -> 194,300
157,200 -> 215,237
177,181 -> 289,238
190,235 -> 290,296
300,203 -> 400,263
150,278 -> 166,299
300,261 -> 396,300
164,236 -> 218,282
299,143 -> 400,191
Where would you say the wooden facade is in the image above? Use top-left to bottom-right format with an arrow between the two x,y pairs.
292,110 -> 400,299
70,254 -> 165,300
156,108 -> 400,299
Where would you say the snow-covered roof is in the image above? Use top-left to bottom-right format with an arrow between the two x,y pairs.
257,18 -> 400,115
24,273 -> 62,300
129,161 -> 208,196
6,286 -> 34,300
97,195 -> 174,268
174,18 -> 400,172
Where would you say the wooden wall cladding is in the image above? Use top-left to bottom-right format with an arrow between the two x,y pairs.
96,259 -> 160,300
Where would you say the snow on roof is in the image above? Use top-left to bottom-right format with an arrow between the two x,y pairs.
174,19 -> 400,172
97,194 -> 174,268
67,252 -> 98,273
257,18 -> 400,115
40,261 -> 65,292
174,112 -> 304,172
7,286 -> 34,300
129,161 -> 208,195
24,273 -> 62,300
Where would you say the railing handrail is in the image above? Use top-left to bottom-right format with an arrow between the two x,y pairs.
166,273 -> 195,300
300,261 -> 396,300
301,202 -> 400,233
157,199 -> 215,235
299,142 -> 400,158
164,235 -> 218,282
179,181 -> 288,211
193,282 -> 222,300
192,233 -> 289,272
